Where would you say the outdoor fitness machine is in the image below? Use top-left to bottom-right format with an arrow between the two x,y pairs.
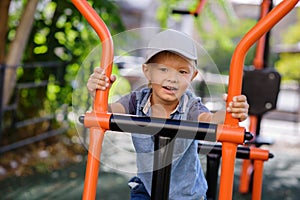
239,0 -> 281,196
174,1 -> 296,199
71,0 -> 299,199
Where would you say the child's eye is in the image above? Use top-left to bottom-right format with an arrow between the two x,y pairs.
159,67 -> 168,72
179,70 -> 189,74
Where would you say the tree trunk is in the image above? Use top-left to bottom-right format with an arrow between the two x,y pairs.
3,0 -> 39,105
0,0 -> 11,63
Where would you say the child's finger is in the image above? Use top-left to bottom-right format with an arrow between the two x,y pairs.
231,112 -> 248,121
230,101 -> 249,109
232,95 -> 247,102
223,94 -> 228,101
227,107 -> 247,114
110,75 -> 117,82
93,67 -> 104,74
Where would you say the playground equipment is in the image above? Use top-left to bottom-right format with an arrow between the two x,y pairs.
198,142 -> 274,200
172,0 -> 207,17
72,0 -> 299,199
240,0 -> 281,195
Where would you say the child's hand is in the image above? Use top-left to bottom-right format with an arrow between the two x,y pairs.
224,94 -> 249,122
87,67 -> 116,98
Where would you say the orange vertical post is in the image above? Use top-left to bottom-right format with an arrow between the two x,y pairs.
192,0 -> 207,16
71,0 -> 114,200
239,0 -> 271,194
219,0 -> 299,199
252,160 -> 264,200
239,117 -> 256,193
253,0 -> 272,70
249,147 -> 270,200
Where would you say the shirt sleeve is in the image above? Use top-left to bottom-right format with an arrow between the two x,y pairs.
187,98 -> 210,121
116,92 -> 137,115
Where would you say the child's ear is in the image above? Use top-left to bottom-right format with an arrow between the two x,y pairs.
142,64 -> 151,80
191,70 -> 198,81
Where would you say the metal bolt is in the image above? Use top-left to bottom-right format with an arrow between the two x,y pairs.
265,102 -> 272,109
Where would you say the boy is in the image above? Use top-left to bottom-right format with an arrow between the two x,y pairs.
87,29 -> 248,199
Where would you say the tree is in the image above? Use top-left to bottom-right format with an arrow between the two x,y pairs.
0,0 -> 125,107
1,0 -> 39,106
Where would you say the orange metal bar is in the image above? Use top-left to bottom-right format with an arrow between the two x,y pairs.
216,124 -> 245,143
84,112 -> 111,129
250,148 -> 274,200
239,159 -> 253,194
249,147 -> 270,161
219,1 -> 299,199
239,115 -> 257,193
253,0 -> 272,69
83,127 -> 105,199
239,0 -> 270,193
252,160 -> 264,200
240,148 -> 270,199
191,0 -> 207,16
224,0 -> 299,126
249,115 -> 258,134
219,142 -> 238,200
71,0 -> 114,199
71,0 -> 113,112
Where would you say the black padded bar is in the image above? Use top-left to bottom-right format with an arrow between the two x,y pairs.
206,153 -> 221,200
151,136 -> 174,200
199,142 -> 250,159
110,114 -> 217,141
198,142 -> 274,159
172,9 -> 198,17
172,9 -> 191,15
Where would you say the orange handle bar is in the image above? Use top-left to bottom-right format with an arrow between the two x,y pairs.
193,0 -> 207,16
225,0 -> 299,126
72,0 -> 113,113
253,0 -> 272,69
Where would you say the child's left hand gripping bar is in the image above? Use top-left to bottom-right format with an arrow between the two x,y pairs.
72,0 -> 114,115
72,1 -> 113,199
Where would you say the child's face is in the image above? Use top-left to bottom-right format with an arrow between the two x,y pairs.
143,54 -> 197,106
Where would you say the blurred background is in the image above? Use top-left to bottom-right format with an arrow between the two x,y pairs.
0,0 -> 299,199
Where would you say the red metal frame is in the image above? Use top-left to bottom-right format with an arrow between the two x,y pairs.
71,0 -> 299,199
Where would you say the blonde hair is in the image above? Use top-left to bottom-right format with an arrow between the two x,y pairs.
146,51 -> 196,69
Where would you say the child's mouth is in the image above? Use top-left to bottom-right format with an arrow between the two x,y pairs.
162,86 -> 178,92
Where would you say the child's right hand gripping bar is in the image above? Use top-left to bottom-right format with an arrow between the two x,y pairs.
224,0 -> 299,127
218,1 -> 299,200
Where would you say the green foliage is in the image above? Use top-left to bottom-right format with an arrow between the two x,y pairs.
157,0 -> 237,29
8,0 -> 125,120
156,0 -> 184,28
275,9 -> 300,84
156,0 -> 256,74
195,18 -> 257,73
276,53 -> 300,83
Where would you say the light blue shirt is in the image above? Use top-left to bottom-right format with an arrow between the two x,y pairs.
117,88 -> 209,199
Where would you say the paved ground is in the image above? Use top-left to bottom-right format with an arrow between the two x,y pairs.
1,117 -> 300,200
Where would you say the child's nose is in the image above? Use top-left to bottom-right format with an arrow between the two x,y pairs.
166,70 -> 179,83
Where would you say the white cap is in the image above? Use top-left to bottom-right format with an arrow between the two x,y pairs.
145,29 -> 198,65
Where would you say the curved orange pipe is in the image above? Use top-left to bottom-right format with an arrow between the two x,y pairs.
72,0 -> 113,113
192,0 -> 207,16
225,0 -> 299,126
71,1 -> 113,199
239,0 -> 271,195
220,1 -> 299,200
253,0 -> 272,70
